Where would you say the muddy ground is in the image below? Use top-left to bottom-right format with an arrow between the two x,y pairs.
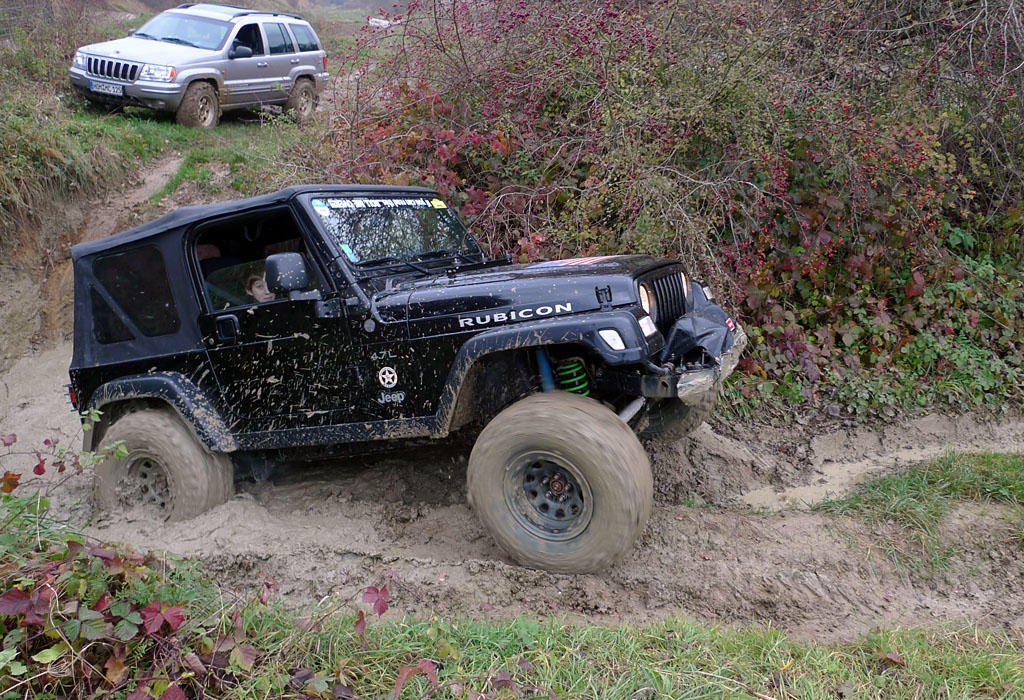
2,156 -> 1023,644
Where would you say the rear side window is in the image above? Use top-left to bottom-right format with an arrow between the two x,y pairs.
264,22 -> 294,55
289,24 -> 320,52
93,246 -> 180,339
90,288 -> 133,345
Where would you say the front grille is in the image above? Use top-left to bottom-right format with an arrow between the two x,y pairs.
648,270 -> 687,334
85,56 -> 141,82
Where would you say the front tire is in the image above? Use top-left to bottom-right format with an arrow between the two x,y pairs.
284,78 -> 316,123
176,82 -> 220,128
467,391 -> 652,573
94,409 -> 233,521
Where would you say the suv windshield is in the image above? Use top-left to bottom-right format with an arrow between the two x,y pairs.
136,12 -> 230,51
311,196 -> 483,266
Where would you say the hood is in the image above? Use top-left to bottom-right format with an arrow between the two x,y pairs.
380,254 -> 677,337
79,37 -> 219,66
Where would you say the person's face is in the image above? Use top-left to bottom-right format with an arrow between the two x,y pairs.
247,276 -> 274,302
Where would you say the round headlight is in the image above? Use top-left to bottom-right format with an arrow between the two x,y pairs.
639,282 -> 656,320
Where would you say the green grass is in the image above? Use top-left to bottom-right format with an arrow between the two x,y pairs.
816,452 -> 1024,529
814,452 -> 1024,572
234,611 -> 1024,699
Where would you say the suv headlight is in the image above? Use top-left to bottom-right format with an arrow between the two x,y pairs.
73,51 -> 87,69
638,282 -> 656,321
139,64 -> 176,81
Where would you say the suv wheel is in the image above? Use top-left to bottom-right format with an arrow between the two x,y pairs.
284,78 -> 316,123
94,409 -> 233,520
176,82 -> 220,128
467,391 -> 652,573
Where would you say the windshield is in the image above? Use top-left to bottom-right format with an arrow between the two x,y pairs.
136,12 -> 230,50
311,196 -> 483,266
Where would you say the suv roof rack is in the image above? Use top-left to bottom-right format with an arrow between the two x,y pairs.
175,3 -> 302,20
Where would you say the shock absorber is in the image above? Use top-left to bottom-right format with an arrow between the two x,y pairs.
554,357 -> 591,396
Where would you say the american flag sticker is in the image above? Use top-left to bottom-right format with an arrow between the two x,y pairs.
532,256 -> 618,268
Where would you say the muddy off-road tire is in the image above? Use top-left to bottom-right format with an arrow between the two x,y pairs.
284,78 -> 316,123
640,391 -> 719,443
176,82 -> 220,128
94,409 -> 233,521
467,391 -> 653,573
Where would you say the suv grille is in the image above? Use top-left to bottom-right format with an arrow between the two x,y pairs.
648,270 -> 687,334
86,57 -> 141,82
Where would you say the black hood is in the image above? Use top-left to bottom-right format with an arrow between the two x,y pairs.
369,255 -> 679,334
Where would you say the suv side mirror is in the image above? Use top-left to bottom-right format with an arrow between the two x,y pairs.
266,253 -> 310,294
229,45 -> 253,59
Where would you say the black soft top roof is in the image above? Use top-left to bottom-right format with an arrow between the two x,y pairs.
72,184 -> 439,260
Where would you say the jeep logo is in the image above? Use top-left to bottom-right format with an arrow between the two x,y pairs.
458,303 -> 573,328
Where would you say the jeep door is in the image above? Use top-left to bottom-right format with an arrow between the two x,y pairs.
193,207 -> 358,431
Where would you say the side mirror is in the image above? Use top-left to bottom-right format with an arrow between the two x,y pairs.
266,253 -> 310,294
228,45 -> 253,59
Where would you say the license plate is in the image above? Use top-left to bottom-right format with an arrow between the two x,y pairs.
89,80 -> 123,96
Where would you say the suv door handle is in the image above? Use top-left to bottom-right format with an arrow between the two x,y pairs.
289,58 -> 300,64
257,61 -> 269,67
215,314 -> 240,341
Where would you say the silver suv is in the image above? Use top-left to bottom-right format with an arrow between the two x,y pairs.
69,3 -> 329,127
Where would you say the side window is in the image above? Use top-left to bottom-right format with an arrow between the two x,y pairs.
264,22 -> 294,55
289,24 -> 320,52
194,210 -> 321,311
93,246 -> 180,340
90,288 -> 133,344
233,23 -> 264,55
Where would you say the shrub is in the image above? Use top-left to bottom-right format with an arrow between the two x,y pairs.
330,0 -> 1023,416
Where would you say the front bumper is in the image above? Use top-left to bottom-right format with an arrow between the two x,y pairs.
640,324 -> 748,404
70,68 -> 186,111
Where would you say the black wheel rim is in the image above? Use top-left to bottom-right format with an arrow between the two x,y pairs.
503,450 -> 593,542
116,451 -> 172,511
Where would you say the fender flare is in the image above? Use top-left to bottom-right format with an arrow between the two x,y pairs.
433,311 -> 650,435
178,70 -> 224,93
84,372 -> 237,453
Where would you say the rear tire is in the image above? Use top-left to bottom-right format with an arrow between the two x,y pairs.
467,391 -> 652,573
284,78 -> 316,123
176,82 -> 220,128
94,409 -> 233,521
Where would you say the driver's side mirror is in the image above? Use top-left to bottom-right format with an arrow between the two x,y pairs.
266,253 -> 320,301
228,45 -> 253,59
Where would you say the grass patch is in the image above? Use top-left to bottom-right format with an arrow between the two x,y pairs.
815,452 -> 1024,572
2,487 -> 1023,699
816,452 -> 1024,528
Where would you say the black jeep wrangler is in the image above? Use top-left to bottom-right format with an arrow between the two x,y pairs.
69,185 -> 745,573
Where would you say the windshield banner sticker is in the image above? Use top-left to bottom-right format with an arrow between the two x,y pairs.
315,197 -> 439,210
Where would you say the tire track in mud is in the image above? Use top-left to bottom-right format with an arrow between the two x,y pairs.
87,428 -> 1024,643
